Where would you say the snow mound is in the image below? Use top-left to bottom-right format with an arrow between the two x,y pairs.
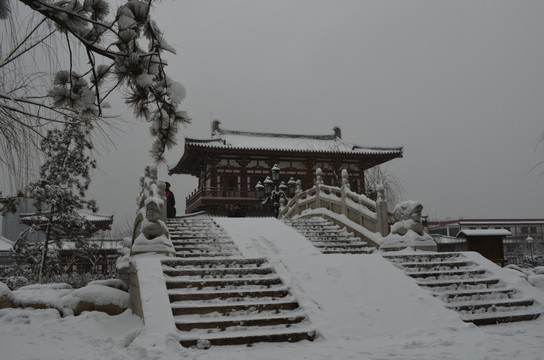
88,279 -> 128,291
9,285 -> 66,313
527,274 -> 544,290
62,284 -> 129,316
0,282 -> 10,296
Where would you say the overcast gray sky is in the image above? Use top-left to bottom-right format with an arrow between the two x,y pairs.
6,1 -> 544,231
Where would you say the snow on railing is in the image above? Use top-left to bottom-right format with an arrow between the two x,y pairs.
129,165 -> 175,256
279,168 -> 390,237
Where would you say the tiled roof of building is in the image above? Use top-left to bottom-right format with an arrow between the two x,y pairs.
184,121 -> 403,155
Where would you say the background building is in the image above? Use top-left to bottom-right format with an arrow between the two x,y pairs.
427,218 -> 544,266
169,121 -> 403,215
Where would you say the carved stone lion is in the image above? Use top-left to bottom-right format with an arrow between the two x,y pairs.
391,201 -> 424,236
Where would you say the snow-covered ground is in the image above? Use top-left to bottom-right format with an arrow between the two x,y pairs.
2,217 -> 544,360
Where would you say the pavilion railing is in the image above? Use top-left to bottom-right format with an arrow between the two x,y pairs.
186,187 -> 259,213
279,169 -> 390,237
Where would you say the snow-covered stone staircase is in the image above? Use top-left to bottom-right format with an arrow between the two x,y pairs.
284,217 -> 375,254
383,252 -> 542,325
168,216 -> 240,258
163,215 -> 317,347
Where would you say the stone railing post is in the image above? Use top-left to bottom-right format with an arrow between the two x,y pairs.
157,181 -> 167,222
130,165 -> 175,257
315,168 -> 323,209
340,169 -> 349,216
376,184 -> 389,236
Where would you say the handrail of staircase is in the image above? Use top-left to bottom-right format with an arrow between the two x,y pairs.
128,165 -> 174,257
279,168 -> 389,237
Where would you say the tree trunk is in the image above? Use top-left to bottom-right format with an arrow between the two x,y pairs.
38,209 -> 54,283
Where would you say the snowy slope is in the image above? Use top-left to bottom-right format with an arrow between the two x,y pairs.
1,216 -> 544,359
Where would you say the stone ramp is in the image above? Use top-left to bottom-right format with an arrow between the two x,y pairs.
164,215 -> 317,347
284,216 -> 375,254
383,252 -> 542,325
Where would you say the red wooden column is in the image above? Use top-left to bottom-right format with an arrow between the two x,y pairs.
357,162 -> 366,195
236,157 -> 249,194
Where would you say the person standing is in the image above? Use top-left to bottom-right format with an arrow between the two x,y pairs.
165,182 -> 176,218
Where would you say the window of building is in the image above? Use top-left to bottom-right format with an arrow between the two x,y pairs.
504,226 -> 511,232
430,228 -> 448,236
530,226 -> 537,234
221,175 -> 238,189
521,226 -> 528,234
448,227 -> 459,237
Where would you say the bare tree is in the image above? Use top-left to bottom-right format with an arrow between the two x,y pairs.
365,166 -> 405,210
0,0 -> 190,191
531,132 -> 544,177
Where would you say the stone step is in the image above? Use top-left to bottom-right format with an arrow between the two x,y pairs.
437,288 -> 518,302
446,297 -> 535,312
384,253 -> 464,263
460,310 -> 541,326
163,257 -> 267,268
165,276 -> 283,290
173,245 -> 238,253
406,268 -> 486,279
417,277 -> 500,288
170,236 -> 230,241
446,298 -> 535,313
321,248 -> 374,254
178,326 -> 317,347
174,252 -> 239,258
313,242 -> 370,249
168,287 -> 290,301
175,312 -> 307,331
172,244 -> 237,251
396,260 -> 476,270
171,299 -> 300,315
310,238 -> 367,244
163,266 -> 275,277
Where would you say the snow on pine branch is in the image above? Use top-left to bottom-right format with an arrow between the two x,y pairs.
4,0 -> 190,162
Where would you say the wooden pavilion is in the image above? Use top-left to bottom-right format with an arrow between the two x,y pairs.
169,121 -> 403,215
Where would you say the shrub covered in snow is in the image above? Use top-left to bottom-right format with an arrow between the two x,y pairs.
2,276 -> 29,290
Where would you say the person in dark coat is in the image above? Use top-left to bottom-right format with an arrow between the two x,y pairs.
165,182 -> 176,218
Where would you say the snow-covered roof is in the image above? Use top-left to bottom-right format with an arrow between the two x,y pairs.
457,229 -> 512,238
429,219 -> 544,227
184,126 -> 403,155
169,122 -> 403,175
433,235 -> 465,244
19,210 -> 113,231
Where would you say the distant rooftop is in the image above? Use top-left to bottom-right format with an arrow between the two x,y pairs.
457,229 -> 512,238
19,210 -> 113,231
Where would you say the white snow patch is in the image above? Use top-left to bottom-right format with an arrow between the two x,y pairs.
0,282 -> 11,296
62,284 -> 129,310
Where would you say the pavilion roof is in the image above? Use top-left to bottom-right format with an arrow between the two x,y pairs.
169,122 -> 403,175
186,128 -> 402,154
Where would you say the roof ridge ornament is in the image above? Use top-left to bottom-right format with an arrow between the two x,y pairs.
212,119 -> 221,136
333,126 -> 341,139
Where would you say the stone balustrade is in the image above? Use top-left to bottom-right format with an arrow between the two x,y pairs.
130,165 -> 175,256
279,168 -> 390,237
